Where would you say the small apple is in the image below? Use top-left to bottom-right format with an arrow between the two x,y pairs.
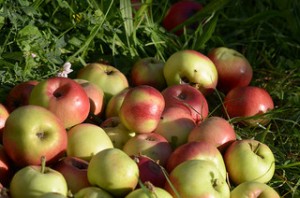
188,116 -> 236,152
105,87 -> 130,118
77,63 -> 129,104
208,47 -> 253,93
162,0 -> 203,35
9,157 -> 68,198
230,181 -> 280,198
154,106 -> 196,149
165,141 -> 227,179
165,159 -> 230,197
163,50 -> 218,95
53,156 -> 90,194
3,105 -> 67,167
29,77 -> 90,128
5,80 -> 39,112
0,104 -> 9,143
161,84 -> 209,124
123,133 -> 173,167
125,181 -> 172,198
119,85 -> 165,134
66,123 -> 114,162
223,86 -> 274,126
130,57 -> 167,91
87,148 -> 139,197
74,186 -> 113,198
224,139 -> 276,185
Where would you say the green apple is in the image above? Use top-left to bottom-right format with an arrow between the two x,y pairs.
87,148 -> 139,197
125,182 -> 172,198
163,50 -> 218,95
165,159 -> 230,197
2,105 -> 67,167
77,63 -> 129,104
38,192 -> 67,198
230,181 -> 280,198
105,87 -> 130,119
66,123 -> 113,162
74,186 -> 113,198
224,139 -> 276,185
9,157 -> 68,198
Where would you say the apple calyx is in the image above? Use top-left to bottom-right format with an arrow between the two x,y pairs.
212,178 -> 223,192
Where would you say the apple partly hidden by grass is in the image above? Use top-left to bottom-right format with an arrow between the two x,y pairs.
163,49 -> 218,95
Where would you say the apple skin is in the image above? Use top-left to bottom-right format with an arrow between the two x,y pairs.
119,85 -> 165,134
0,104 -> 9,143
162,0 -> 203,35
223,86 -> 274,126
38,192 -> 67,198
163,50 -> 218,95
77,63 -> 129,104
29,77 -> 90,129
53,156 -> 90,194
66,123 -> 113,162
154,106 -> 196,149
3,105 -> 67,167
125,182 -> 173,198
5,80 -> 39,112
130,57 -> 167,91
224,139 -> 276,185
165,141 -> 227,179
188,116 -> 237,152
208,47 -> 253,93
123,133 -> 173,167
161,84 -> 209,124
165,159 -> 230,198
87,148 -> 139,197
105,87 -> 130,119
74,186 -> 113,198
230,181 -> 280,198
9,164 -> 68,198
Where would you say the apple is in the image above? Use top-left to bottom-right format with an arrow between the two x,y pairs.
163,50 -> 218,95
154,106 -> 196,149
132,154 -> 166,188
105,87 -> 130,118
165,159 -> 230,197
130,57 -> 167,91
0,104 -> 9,143
3,105 -> 67,167
87,148 -> 139,197
162,0 -> 203,35
66,123 -> 113,162
125,181 -> 172,198
188,116 -> 236,152
0,144 -> 14,187
223,86 -> 274,126
165,141 -> 227,179
207,47 -> 253,93
74,186 -> 113,198
230,181 -> 280,198
5,80 -> 39,112
9,156 -> 68,198
101,116 -> 135,149
119,85 -> 165,134
123,133 -> 173,167
29,77 -> 90,129
38,192 -> 67,198
224,139 -> 276,185
53,156 -> 90,194
161,84 -> 209,124
74,79 -> 104,116
76,63 -> 129,104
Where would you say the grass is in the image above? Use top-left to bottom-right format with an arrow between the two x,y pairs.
0,0 -> 300,197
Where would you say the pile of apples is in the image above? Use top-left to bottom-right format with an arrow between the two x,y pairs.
0,47 -> 280,198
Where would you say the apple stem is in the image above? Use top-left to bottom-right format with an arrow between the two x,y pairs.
41,156 -> 46,174
253,143 -> 261,154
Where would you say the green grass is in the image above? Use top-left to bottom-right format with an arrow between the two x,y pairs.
0,0 -> 300,197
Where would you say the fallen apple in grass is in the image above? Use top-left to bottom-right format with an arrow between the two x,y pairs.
163,49 -> 218,95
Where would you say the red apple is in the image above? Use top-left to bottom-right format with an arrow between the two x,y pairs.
123,133 -> 173,167
3,105 -> 67,167
162,0 -> 203,35
119,85 -> 165,134
29,77 -> 90,129
5,80 -> 39,112
188,116 -> 236,152
53,156 -> 90,194
223,86 -> 274,126
130,57 -> 167,91
0,104 -> 9,143
161,84 -> 209,124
